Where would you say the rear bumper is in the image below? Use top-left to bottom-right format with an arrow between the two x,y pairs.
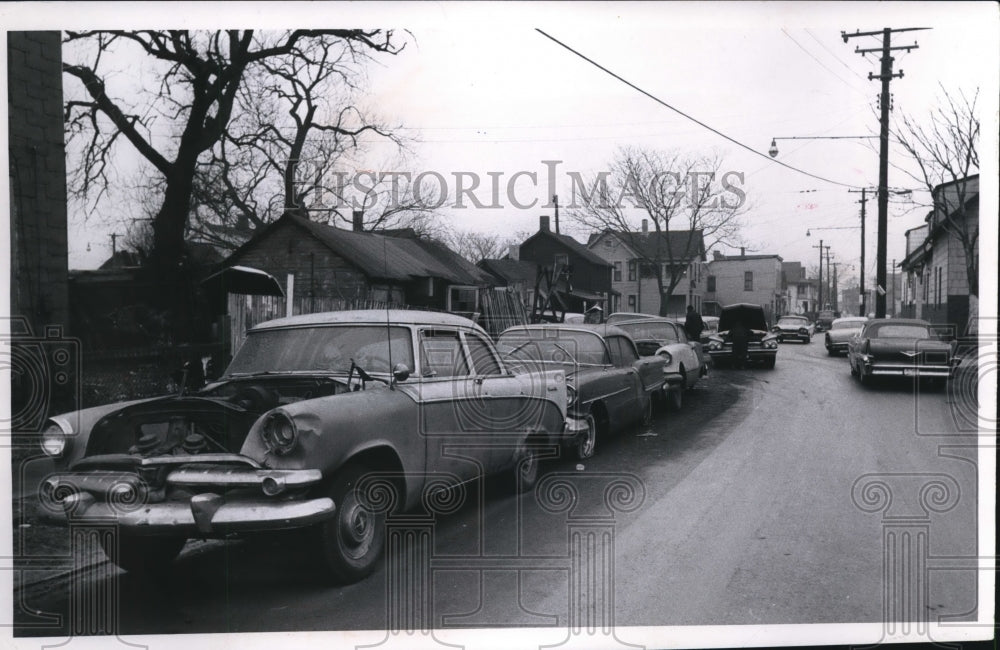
863,363 -> 955,378
40,466 -> 335,536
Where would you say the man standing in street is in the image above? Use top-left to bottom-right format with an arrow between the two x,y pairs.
684,304 -> 705,341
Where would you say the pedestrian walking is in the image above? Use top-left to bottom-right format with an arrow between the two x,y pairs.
684,305 -> 705,341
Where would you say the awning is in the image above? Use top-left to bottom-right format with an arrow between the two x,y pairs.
565,288 -> 607,302
201,265 -> 285,296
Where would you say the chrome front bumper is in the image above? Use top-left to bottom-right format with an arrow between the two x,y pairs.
41,465 -> 335,536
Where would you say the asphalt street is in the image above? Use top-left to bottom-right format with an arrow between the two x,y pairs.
14,340 -> 981,642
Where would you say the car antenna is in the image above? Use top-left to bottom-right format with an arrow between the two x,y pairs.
382,233 -> 395,389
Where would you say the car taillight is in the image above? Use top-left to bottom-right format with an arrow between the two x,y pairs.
261,411 -> 298,455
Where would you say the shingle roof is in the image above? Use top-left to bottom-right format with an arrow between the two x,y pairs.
523,230 -> 611,267
478,258 -> 538,284
230,213 -> 491,285
590,229 -> 705,263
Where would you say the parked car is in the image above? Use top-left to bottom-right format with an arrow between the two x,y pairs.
771,315 -> 815,343
824,316 -> 868,356
612,317 -> 705,409
700,316 -> 720,343
38,311 -> 568,583
815,310 -> 838,332
497,323 -> 665,460
705,303 -> 779,369
847,318 -> 959,385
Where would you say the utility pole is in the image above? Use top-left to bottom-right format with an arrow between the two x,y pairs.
891,258 -> 896,317
812,240 -> 828,311
110,233 -> 120,257
848,188 -> 869,316
843,26 -> 927,318
825,248 -> 833,310
832,262 -> 839,312
553,195 -> 560,234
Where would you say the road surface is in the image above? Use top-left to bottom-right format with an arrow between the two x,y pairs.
14,340 -> 981,642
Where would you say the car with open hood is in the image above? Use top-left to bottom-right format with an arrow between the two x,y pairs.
497,323 -> 665,461
38,310 -> 567,583
771,315 -> 815,343
824,316 -> 868,356
847,318 -> 960,384
705,303 -> 779,368
610,317 -> 705,410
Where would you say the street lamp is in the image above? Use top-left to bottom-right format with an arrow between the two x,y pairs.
768,135 -> 876,158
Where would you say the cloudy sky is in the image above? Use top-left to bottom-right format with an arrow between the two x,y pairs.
3,2 -> 997,287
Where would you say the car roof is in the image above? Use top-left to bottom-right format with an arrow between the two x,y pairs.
252,309 -> 481,332
832,316 -> 867,324
863,318 -> 931,327
778,315 -> 810,319
499,323 -> 631,339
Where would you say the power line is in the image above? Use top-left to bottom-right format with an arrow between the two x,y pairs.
781,28 -> 869,96
534,29 -> 863,190
804,28 -> 869,81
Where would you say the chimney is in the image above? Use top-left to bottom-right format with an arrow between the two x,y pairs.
740,247 -> 745,257
352,210 -> 364,232
641,219 -> 648,234
539,215 -> 550,232
713,250 -> 724,261
508,244 -> 520,261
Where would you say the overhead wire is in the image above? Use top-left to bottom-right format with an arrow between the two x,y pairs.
535,28 -> 863,190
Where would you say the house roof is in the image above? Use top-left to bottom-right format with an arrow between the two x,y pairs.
712,253 -> 783,262
522,229 -> 612,267
227,213 -> 491,286
589,229 -> 706,263
478,258 -> 538,284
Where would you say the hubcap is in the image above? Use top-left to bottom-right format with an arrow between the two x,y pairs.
343,503 -> 371,546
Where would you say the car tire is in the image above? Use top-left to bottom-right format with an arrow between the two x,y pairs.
640,395 -> 654,426
667,386 -> 683,411
859,369 -> 870,386
315,463 -> 386,584
575,414 -> 597,460
827,344 -> 836,356
850,358 -> 859,377
100,532 -> 185,575
763,357 -> 776,369
512,436 -> 544,494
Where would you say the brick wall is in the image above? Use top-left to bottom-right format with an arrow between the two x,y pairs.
8,31 -> 69,333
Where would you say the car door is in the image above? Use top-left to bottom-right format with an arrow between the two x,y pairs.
605,335 -> 645,423
460,329 -> 528,474
413,328 -> 494,484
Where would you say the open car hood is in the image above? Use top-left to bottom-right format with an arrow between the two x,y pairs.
718,304 -> 769,332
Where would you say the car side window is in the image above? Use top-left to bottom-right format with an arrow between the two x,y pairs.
464,332 -> 503,375
419,330 -> 470,377
607,337 -> 638,367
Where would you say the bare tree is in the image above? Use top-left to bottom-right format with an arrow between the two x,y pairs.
569,147 -> 747,315
444,230 -> 527,264
892,87 -> 979,300
63,30 -> 403,276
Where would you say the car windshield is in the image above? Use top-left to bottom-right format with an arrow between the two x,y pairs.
832,320 -> 865,330
498,330 -> 609,366
819,311 -> 836,319
616,321 -> 678,343
778,318 -> 808,326
225,325 -> 415,376
870,323 -> 932,339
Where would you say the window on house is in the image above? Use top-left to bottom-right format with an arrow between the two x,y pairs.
627,260 -> 637,281
613,261 -> 622,282
936,267 -> 943,307
627,295 -> 637,311
707,275 -> 716,292
744,271 -> 754,291
554,253 -> 569,269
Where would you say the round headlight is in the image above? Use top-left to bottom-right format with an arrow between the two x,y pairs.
659,351 -> 673,365
262,412 -> 298,455
41,424 -> 66,457
566,384 -> 577,406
